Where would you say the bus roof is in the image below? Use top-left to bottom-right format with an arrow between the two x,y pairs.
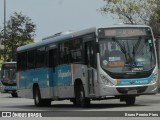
1,62 -> 16,69
17,27 -> 96,52
2,62 -> 16,64
17,24 -> 151,52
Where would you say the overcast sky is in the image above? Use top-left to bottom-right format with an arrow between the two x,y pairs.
0,0 -> 119,42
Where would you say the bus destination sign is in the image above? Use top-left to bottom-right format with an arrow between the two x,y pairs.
2,63 -> 16,69
99,27 -> 150,37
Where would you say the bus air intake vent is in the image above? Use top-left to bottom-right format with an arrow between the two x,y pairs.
116,86 -> 148,94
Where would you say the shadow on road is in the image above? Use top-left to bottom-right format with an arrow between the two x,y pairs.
1,102 -> 149,111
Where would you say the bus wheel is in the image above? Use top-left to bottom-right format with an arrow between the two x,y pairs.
33,86 -> 43,107
125,96 -> 136,105
11,93 -> 18,97
33,86 -> 51,107
75,84 -> 90,108
42,99 -> 52,107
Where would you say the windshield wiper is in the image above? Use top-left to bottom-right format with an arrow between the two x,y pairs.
132,36 -> 142,55
112,37 -> 126,54
112,37 -> 130,64
131,36 -> 142,66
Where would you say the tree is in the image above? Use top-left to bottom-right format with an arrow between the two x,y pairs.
1,12 -> 36,61
148,0 -> 160,35
99,0 -> 159,26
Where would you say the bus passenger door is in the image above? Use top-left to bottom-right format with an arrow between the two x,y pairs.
84,35 -> 96,96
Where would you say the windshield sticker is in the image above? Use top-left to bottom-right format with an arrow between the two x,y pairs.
109,57 -> 121,61
103,60 -> 108,66
148,40 -> 152,43
108,61 -> 125,67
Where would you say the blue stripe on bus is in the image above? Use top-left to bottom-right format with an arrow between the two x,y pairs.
116,73 -> 154,86
18,64 -> 72,89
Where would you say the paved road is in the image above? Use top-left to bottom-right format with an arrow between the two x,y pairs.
0,93 -> 160,119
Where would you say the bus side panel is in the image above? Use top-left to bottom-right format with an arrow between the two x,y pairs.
18,68 -> 52,99
52,64 -> 74,98
17,71 -> 27,98
18,71 -> 26,89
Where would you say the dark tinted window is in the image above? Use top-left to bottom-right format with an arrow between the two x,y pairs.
59,41 -> 70,64
17,52 -> 27,71
59,38 -> 83,65
27,50 -> 35,69
70,38 -> 83,63
49,48 -> 58,67
36,47 -> 46,68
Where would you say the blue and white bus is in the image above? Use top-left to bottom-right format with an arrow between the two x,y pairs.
1,62 -> 17,97
17,24 -> 158,107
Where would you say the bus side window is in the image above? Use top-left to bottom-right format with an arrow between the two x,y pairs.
70,38 -> 83,63
27,50 -> 35,69
83,34 -> 96,68
59,41 -> 70,64
49,49 -> 58,67
17,52 -> 27,71
36,47 -> 47,68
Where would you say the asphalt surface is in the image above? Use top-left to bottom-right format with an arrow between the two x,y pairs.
0,93 -> 160,119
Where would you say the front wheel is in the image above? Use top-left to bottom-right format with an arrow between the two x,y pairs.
75,84 -> 90,108
11,93 -> 18,97
125,96 -> 136,105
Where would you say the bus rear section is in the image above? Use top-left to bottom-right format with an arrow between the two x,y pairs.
0,62 -> 17,97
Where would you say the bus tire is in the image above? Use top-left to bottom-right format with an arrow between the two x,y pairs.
42,99 -> 52,107
33,86 -> 43,107
11,93 -> 18,97
125,96 -> 136,105
75,84 -> 90,108
33,86 -> 51,107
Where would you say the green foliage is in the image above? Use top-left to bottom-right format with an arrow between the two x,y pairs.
1,12 -> 36,62
100,0 -> 159,25
148,0 -> 160,35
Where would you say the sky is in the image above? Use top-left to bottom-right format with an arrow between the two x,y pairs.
0,0 -> 119,42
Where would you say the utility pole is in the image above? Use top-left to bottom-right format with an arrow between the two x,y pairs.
3,0 -> 6,62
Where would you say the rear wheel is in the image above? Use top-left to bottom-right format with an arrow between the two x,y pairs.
11,93 -> 18,97
33,86 -> 51,107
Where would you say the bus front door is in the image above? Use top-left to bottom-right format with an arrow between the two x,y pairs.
84,38 -> 96,96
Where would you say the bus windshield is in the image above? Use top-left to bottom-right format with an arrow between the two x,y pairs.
2,68 -> 16,80
99,36 -> 156,73
1,63 -> 16,85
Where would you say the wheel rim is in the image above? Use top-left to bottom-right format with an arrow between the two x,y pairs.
35,90 -> 39,104
80,91 -> 84,102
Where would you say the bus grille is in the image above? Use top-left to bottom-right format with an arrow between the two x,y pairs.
116,86 -> 148,94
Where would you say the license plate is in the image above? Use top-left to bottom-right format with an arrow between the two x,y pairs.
127,90 -> 137,94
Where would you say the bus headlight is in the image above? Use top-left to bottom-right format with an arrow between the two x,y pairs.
100,74 -> 114,86
150,74 -> 158,84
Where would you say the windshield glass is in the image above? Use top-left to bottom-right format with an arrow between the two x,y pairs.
1,68 -> 16,81
99,36 -> 156,73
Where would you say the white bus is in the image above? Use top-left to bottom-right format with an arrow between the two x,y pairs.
17,24 -> 158,107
